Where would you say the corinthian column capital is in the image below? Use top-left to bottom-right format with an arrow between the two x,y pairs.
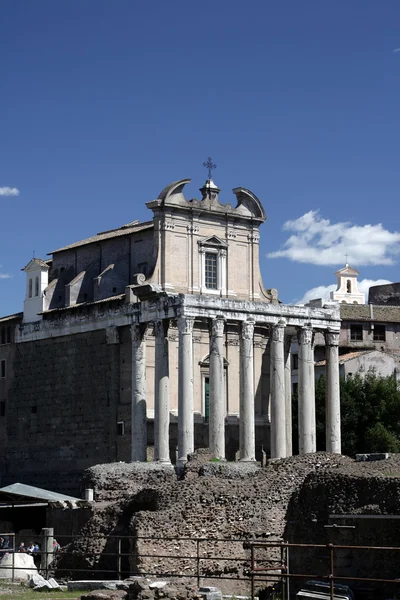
178,316 -> 195,335
272,319 -> 286,343
325,329 -> 340,347
211,317 -> 225,337
298,325 -> 313,346
241,320 -> 255,341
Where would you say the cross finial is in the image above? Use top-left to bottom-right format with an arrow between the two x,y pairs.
345,252 -> 349,264
203,157 -> 217,180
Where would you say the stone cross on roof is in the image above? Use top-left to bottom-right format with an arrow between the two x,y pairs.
203,157 -> 217,180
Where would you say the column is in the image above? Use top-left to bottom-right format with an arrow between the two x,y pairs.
177,316 -> 195,465
270,320 -> 287,459
325,329 -> 341,453
209,317 -> 225,459
284,336 -> 293,457
298,325 -> 316,454
154,320 -> 170,463
240,320 -> 255,461
131,323 -> 147,462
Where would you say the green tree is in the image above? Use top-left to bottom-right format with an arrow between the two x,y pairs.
293,370 -> 400,456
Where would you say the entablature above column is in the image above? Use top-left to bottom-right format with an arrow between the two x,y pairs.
16,291 -> 340,342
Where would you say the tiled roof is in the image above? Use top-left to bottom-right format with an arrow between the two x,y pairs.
340,304 -> 400,323
49,221 -> 154,254
0,312 -> 23,324
41,294 -> 125,315
315,350 -> 374,367
21,257 -> 50,270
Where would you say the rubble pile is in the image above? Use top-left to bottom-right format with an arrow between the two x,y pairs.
56,451 -> 352,593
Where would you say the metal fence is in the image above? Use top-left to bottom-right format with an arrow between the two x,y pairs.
1,533 -> 400,599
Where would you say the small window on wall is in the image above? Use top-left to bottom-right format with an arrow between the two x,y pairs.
6,327 -> 11,344
350,324 -> 363,341
205,252 -> 218,289
0,401 -> 5,417
292,354 -> 299,370
117,421 -> 125,436
0,360 -> 5,378
28,279 -> 33,298
0,329 -> 5,345
35,277 -> 39,297
373,325 -> 386,342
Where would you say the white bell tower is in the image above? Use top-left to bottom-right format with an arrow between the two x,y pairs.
330,263 -> 365,304
22,258 -> 50,322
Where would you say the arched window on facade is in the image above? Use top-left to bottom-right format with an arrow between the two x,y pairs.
28,279 -> 33,298
35,276 -> 39,297
347,279 -> 351,293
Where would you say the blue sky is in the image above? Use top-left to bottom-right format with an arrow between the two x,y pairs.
1,0 -> 400,316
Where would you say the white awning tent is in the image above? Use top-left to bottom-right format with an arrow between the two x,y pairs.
0,483 -> 81,506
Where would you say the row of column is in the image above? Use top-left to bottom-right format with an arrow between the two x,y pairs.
131,317 -> 341,464
131,317 -> 257,464
269,321 -> 341,459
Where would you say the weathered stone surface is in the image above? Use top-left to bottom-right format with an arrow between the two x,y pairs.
68,580 -> 122,591
80,591 -> 127,600
356,452 -> 389,462
0,552 -> 37,580
56,452 -> 352,594
29,573 -> 46,588
199,586 -> 222,600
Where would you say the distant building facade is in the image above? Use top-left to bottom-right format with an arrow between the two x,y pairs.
292,267 -> 400,394
0,176 -> 341,493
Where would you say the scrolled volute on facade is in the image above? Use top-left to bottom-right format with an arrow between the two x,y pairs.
133,273 -> 146,286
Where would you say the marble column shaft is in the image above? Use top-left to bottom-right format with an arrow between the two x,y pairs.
154,320 -> 170,463
270,320 -> 287,459
325,329 -> 341,454
209,317 -> 225,459
284,337 -> 293,457
131,324 -> 147,462
177,316 -> 195,464
240,320 -> 255,461
298,326 -> 316,454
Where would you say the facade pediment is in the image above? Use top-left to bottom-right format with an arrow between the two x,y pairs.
198,236 -> 227,248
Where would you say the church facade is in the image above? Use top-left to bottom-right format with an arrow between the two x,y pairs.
0,176 -> 341,493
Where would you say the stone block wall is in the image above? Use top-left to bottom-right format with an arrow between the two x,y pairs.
4,330 -> 120,494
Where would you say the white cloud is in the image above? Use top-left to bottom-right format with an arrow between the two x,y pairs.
0,274 -> 12,279
0,187 -> 19,197
268,210 -> 400,266
296,278 -> 392,305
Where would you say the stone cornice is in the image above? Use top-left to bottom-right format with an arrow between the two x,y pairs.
16,292 -> 340,343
